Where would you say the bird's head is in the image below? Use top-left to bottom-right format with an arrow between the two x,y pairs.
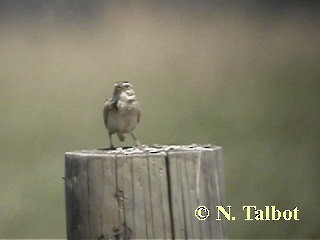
113,81 -> 135,97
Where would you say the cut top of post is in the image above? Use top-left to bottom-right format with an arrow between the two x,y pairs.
65,143 -> 221,157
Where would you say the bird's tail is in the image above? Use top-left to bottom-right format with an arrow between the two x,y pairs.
117,133 -> 125,142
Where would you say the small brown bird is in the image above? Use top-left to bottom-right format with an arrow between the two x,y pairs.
103,81 -> 141,149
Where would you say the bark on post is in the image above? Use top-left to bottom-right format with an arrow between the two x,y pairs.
65,144 -> 227,239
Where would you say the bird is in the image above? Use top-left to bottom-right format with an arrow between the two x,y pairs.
103,81 -> 141,149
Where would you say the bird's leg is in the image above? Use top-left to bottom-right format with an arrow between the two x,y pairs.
130,133 -> 141,147
109,133 -> 115,150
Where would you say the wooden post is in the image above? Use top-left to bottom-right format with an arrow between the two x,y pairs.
65,144 -> 227,239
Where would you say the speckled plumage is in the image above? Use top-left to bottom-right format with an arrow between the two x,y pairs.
103,81 -> 141,149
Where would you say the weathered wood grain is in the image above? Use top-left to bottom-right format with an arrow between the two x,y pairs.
68,153 -> 90,239
64,153 -> 73,239
101,154 -> 118,238
147,153 -> 172,239
65,145 -> 226,239
167,152 -> 183,239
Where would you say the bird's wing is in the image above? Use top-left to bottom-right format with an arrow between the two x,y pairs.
137,104 -> 141,123
103,98 -> 117,127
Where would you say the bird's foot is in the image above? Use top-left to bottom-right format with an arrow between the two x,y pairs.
135,142 -> 145,150
107,145 -> 116,150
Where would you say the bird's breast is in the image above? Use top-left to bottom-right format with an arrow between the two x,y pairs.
107,100 -> 140,133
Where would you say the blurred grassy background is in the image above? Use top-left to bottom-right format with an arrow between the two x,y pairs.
0,0 -> 319,238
